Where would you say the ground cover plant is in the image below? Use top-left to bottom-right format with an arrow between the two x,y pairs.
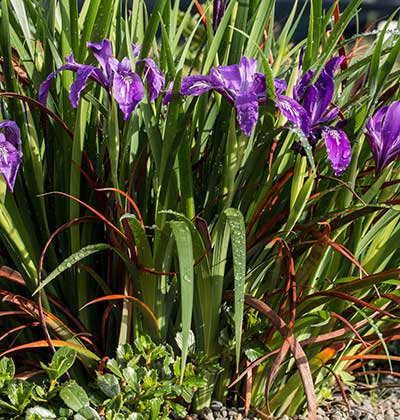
0,0 -> 399,418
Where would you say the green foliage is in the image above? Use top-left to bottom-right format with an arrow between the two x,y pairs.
0,0 -> 399,418
0,339 -> 212,419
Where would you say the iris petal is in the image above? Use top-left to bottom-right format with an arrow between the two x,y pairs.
0,121 -> 22,192
238,56 -> 258,91
39,55 -> 108,107
235,92 -> 259,137
382,101 -> 400,148
181,75 -> 216,96
69,66 -> 100,108
0,120 -> 22,149
113,69 -> 144,120
294,69 -> 313,102
39,54 -> 81,105
274,79 -> 287,96
87,39 -> 113,77
276,95 -> 310,136
138,58 -> 165,101
212,65 -> 241,92
309,69 -> 335,123
366,101 -> 400,172
321,126 -> 351,176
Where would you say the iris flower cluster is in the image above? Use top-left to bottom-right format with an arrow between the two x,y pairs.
2,41 -> 400,193
172,56 -> 351,175
39,39 -> 165,120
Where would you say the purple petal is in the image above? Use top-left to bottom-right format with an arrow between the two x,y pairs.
109,57 -> 131,74
213,0 -> 227,31
304,69 -> 334,124
87,39 -> 113,78
381,101 -> 400,149
366,101 -> 400,172
276,95 -> 310,136
366,106 -> 389,171
211,64 -> 241,92
319,106 -> 340,124
0,123 -> 22,192
0,120 -> 22,149
38,54 -> 81,105
163,81 -> 173,105
252,72 -> 266,97
39,54 -> 108,106
324,56 -> 345,76
294,68 -> 313,102
238,56 -> 258,91
138,58 -> 165,101
321,126 -> 351,176
69,66 -> 102,108
112,69 -> 144,119
296,56 -> 344,124
132,43 -> 142,59
235,92 -> 259,136
274,78 -> 287,96
180,75 -> 216,96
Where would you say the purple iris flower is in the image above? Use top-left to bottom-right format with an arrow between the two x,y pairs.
286,56 -> 351,176
365,101 -> 400,173
39,39 -> 164,120
165,56 -> 306,137
0,120 -> 22,192
131,43 -> 165,102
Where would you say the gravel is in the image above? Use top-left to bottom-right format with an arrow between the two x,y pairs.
181,376 -> 400,420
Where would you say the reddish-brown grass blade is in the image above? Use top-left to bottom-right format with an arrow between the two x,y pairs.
81,294 -> 159,334
302,290 -> 396,318
0,339 -> 100,360
327,239 -> 368,276
0,265 -> 25,285
39,192 -> 127,240
225,292 -> 316,420
341,354 -> 400,362
194,0 -> 207,28
247,168 -> 294,237
330,312 -> 369,348
0,92 -> 73,137
96,187 -> 144,226
0,322 -> 40,342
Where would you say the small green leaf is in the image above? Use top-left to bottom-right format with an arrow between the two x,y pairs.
123,367 -> 139,393
47,347 -> 76,381
59,381 -> 89,412
75,406 -> 101,420
97,373 -> 121,398
150,397 -> 162,420
26,406 -> 56,419
0,357 -> 15,386
8,381 -> 34,412
127,414 -> 144,420
0,399 -> 18,413
106,359 -> 123,379
107,393 -> 123,412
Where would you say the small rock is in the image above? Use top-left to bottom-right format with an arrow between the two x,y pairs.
199,407 -> 215,420
211,401 -> 223,411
